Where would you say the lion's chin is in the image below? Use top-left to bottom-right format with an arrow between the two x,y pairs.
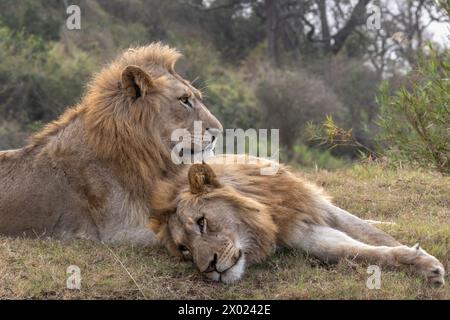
177,146 -> 215,163
206,255 -> 246,284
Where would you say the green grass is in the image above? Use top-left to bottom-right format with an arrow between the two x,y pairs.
0,164 -> 448,299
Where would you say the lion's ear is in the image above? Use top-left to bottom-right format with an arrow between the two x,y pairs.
121,65 -> 155,100
188,163 -> 221,194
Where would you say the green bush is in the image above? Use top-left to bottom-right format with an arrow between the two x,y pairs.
0,26 -> 96,124
255,69 -> 344,154
175,41 -> 259,130
0,120 -> 29,149
377,47 -> 450,174
206,71 -> 259,130
290,142 -> 347,170
0,0 -> 62,41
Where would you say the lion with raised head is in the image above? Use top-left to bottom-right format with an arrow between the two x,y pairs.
150,156 -> 445,287
0,43 -> 222,244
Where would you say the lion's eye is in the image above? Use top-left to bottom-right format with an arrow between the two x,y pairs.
178,245 -> 189,253
197,217 -> 206,233
179,96 -> 193,108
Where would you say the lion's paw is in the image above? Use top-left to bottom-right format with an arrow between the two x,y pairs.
410,243 -> 445,288
393,243 -> 445,288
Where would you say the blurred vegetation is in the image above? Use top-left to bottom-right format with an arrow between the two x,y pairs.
378,47 -> 450,174
0,0 -> 448,172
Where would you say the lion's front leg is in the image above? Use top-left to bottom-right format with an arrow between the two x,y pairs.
290,225 -> 445,288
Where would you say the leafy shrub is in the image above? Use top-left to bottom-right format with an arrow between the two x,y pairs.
0,0 -> 62,41
255,69 -> 344,154
311,56 -> 381,149
176,41 -> 259,130
0,26 -> 96,124
0,120 -> 29,149
306,115 -> 380,159
289,142 -> 347,170
205,71 -> 259,130
377,47 -> 450,174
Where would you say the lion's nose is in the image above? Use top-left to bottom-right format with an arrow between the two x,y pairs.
209,253 -> 218,270
203,253 -> 218,273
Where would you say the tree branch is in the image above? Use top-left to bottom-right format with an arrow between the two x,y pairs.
331,0 -> 371,54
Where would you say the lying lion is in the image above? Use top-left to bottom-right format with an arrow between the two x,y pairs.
150,156 -> 445,287
0,43 -> 222,244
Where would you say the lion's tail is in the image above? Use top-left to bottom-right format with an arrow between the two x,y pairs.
323,202 -> 401,247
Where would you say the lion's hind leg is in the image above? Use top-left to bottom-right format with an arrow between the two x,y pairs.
290,224 -> 445,288
324,203 -> 401,247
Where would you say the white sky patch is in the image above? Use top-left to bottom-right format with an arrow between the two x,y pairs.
427,21 -> 450,47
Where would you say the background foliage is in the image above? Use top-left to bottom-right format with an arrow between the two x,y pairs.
0,0 -> 448,172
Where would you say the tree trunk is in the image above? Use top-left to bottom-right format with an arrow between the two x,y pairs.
331,0 -> 371,54
265,0 -> 279,66
317,0 -> 330,53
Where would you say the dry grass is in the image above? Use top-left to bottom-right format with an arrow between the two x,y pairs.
0,164 -> 448,299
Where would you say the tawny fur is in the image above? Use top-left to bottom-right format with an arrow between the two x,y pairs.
0,43 -> 222,244
150,155 -> 446,287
